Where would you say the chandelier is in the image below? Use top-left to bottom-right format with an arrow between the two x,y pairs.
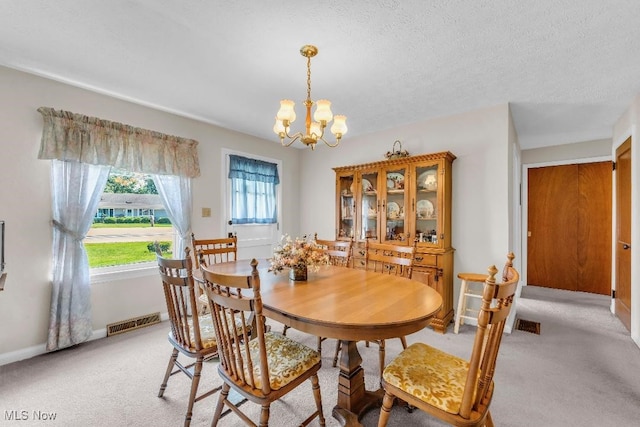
273,45 -> 348,150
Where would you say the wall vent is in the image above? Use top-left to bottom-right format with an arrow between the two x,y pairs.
107,312 -> 161,336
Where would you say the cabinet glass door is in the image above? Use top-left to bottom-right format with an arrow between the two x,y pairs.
338,173 -> 356,239
414,163 -> 439,245
359,170 -> 379,240
382,166 -> 408,243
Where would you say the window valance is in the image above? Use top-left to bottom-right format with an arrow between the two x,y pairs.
228,155 -> 280,184
37,107 -> 200,178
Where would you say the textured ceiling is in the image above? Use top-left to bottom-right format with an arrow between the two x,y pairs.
1,0 -> 639,150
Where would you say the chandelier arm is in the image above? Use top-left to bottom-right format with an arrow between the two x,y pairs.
318,135 -> 341,148
281,131 -> 303,147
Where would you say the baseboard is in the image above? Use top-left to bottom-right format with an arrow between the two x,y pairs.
0,312 -> 169,367
0,343 -> 47,367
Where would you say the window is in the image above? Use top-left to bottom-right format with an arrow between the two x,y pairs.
86,169 -> 174,270
228,155 -> 280,224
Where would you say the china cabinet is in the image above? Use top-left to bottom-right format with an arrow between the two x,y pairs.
333,151 -> 456,333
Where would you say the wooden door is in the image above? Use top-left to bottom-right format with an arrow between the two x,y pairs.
528,162 -> 611,294
528,165 -> 579,290
578,162 -> 613,294
615,138 -> 632,330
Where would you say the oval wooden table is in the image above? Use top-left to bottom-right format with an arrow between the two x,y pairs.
201,259 -> 443,426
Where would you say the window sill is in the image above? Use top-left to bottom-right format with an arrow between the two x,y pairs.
90,262 -> 156,284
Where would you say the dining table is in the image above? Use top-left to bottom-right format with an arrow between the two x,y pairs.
201,258 -> 443,426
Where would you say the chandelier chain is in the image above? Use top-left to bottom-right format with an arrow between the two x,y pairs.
306,55 -> 312,103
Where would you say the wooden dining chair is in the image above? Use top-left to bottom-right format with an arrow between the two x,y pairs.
315,235 -> 354,362
191,233 -> 238,266
314,234 -> 354,268
282,234 -> 354,355
156,247 -> 221,427
190,233 -> 238,313
377,261 -> 520,427
358,240 -> 416,379
200,258 -> 326,427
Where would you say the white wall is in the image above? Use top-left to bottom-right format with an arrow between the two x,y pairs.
0,65 -> 302,363
297,104 -> 517,301
612,95 -> 640,347
521,138 -> 612,164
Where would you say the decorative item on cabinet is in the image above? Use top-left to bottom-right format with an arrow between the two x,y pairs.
384,140 -> 410,160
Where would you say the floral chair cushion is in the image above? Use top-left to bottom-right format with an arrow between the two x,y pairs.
198,293 -> 209,307
382,342 -> 478,414
245,331 -> 321,390
179,315 -> 248,352
187,315 -> 219,350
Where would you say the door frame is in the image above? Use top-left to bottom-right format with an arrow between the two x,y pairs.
520,155 -> 612,297
612,127 -> 639,346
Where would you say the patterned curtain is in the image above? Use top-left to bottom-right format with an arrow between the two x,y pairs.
37,107 -> 200,178
38,107 -> 200,351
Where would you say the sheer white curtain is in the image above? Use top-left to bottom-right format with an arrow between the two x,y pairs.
47,160 -> 111,351
153,174 -> 193,258
38,107 -> 200,351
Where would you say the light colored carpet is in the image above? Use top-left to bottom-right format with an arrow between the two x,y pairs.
1,285 -> 639,426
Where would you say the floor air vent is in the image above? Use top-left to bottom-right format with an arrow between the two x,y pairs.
107,312 -> 161,336
515,318 -> 541,335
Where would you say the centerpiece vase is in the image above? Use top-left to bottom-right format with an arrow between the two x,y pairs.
289,265 -> 308,281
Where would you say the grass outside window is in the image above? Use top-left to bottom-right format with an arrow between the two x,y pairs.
86,241 -> 172,268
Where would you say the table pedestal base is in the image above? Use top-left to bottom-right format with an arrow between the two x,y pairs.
332,340 -> 385,426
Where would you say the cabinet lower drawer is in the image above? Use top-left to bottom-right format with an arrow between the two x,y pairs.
413,253 -> 438,268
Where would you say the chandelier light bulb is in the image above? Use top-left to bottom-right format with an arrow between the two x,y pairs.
273,118 -> 286,135
310,122 -> 322,138
331,115 -> 348,136
313,99 -> 333,123
276,99 -> 296,123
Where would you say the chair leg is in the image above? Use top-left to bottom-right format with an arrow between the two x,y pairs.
183,356 -> 204,427
259,403 -> 270,427
378,340 -> 386,382
158,348 -> 179,397
332,340 -> 341,367
282,324 -> 290,335
377,391 -> 395,427
485,410 -> 494,427
454,278 -> 469,334
399,336 -> 407,349
317,336 -> 323,353
211,383 -> 230,427
311,374 -> 326,426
